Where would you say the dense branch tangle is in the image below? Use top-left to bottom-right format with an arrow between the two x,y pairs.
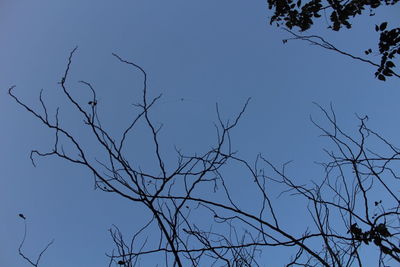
10,49 -> 400,266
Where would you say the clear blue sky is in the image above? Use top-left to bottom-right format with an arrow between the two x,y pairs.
1,1 -> 399,266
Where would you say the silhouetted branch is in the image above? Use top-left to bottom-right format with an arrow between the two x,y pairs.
283,28 -> 400,80
18,219 -> 54,267
11,49 -> 400,266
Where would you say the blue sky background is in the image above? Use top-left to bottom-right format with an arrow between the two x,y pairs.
1,1 -> 400,266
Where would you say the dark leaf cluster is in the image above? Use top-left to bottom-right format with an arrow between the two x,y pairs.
267,0 -> 399,81
374,23 -> 400,80
348,223 -> 394,252
268,0 -> 398,32
268,0 -> 322,31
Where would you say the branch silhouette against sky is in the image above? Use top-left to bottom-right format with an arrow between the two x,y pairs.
1,1 -> 399,266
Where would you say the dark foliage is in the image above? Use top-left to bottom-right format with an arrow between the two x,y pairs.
267,0 -> 400,80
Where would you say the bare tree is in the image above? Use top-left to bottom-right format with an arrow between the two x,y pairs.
11,49 -> 400,266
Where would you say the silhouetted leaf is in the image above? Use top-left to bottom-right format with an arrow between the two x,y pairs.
381,246 -> 391,254
376,223 -> 391,237
383,69 -> 393,76
378,74 -> 386,81
386,61 -> 395,68
380,22 -> 388,31
365,48 -> 372,55
374,236 -> 382,245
